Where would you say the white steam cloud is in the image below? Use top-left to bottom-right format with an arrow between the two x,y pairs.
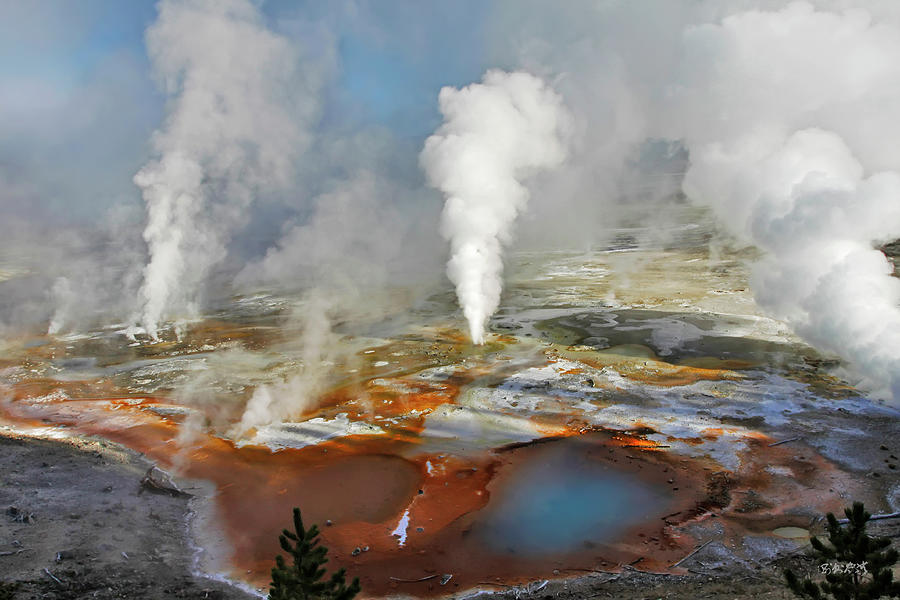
669,3 -> 900,398
421,70 -> 569,344
234,292 -> 335,436
7,0 -> 900,406
134,0 -> 318,340
494,0 -> 900,401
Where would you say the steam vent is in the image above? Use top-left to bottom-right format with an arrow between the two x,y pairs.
1,2 -> 899,600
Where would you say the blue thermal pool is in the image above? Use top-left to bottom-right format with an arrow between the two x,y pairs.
474,443 -> 670,555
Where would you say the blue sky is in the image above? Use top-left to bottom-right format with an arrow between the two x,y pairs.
0,1 -> 495,223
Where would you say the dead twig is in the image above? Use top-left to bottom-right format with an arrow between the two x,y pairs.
0,549 -> 25,556
671,540 -> 713,568
519,580 -> 549,594
621,564 -> 673,576
43,568 -> 63,586
563,567 -> 612,574
687,568 -> 714,576
838,511 -> 900,524
768,436 -> 801,447
389,574 -> 439,583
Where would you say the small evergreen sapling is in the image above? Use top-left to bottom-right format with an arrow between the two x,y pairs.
0,581 -> 18,600
269,507 -> 361,600
785,502 -> 900,599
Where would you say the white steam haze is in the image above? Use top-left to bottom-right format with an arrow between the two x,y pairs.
3,0 -> 900,423
232,173 -> 442,433
234,292 -> 335,436
134,0 -> 319,340
487,0 -> 900,401
421,70 -> 570,344
669,2 -> 900,399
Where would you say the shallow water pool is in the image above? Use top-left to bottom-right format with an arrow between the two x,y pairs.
475,442 -> 669,555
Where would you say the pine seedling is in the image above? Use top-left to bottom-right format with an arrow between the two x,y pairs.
785,502 -> 900,599
269,508 -> 361,600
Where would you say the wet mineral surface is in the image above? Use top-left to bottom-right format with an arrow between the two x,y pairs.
1,246 -> 898,597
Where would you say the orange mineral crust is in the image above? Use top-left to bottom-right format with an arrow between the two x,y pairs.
223,432 -> 721,597
0,369 -> 870,599
0,388 -> 704,595
548,346 -> 742,387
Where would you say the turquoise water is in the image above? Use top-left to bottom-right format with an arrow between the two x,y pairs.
476,444 -> 668,555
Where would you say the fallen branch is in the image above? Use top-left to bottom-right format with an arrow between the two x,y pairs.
671,540 -> 713,568
519,580 -> 549,594
768,436 -> 801,447
0,549 -> 25,557
838,511 -> 900,524
687,568 -> 714,576
563,567 -> 611,574
621,565 -> 673,576
389,574 -> 438,583
43,568 -> 63,586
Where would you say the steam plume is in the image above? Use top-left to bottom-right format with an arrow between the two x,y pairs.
496,0 -> 900,400
235,292 -> 335,436
134,0 -> 316,339
421,70 -> 569,344
669,3 -> 900,399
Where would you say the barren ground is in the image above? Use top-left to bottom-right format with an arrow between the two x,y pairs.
0,432 -> 253,600
3,432 -> 898,599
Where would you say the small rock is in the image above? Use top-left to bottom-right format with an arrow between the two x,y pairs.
6,506 -> 35,523
55,550 -> 76,562
416,527 -> 424,533
362,546 -> 369,552
140,466 -> 191,498
325,519 -> 333,526
552,569 -> 560,575
351,547 -> 361,556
